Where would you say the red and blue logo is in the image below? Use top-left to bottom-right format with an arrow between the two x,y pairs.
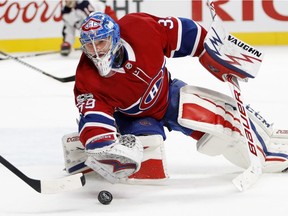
139,70 -> 164,110
81,18 -> 102,32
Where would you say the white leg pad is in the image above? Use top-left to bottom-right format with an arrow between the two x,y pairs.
196,133 -> 233,156
178,85 -> 288,173
178,85 -> 243,142
126,135 -> 169,183
197,107 -> 288,173
62,132 -> 90,174
247,107 -> 288,172
197,133 -> 256,169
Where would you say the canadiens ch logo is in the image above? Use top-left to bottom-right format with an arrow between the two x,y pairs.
119,61 -> 166,115
81,18 -> 102,32
139,70 -> 164,110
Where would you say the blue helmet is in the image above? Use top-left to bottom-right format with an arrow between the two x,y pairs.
80,12 -> 121,77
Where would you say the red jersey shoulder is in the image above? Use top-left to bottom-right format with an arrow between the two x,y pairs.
118,13 -> 180,58
118,13 -> 178,31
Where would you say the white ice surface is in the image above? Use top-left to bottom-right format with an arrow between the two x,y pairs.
0,46 -> 288,216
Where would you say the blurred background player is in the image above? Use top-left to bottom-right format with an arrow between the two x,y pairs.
60,0 -> 118,56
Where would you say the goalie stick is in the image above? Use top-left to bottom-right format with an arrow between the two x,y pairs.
225,75 -> 262,191
0,50 -> 60,61
206,0 -> 263,191
0,51 -> 75,83
0,155 -> 86,194
0,48 -> 81,61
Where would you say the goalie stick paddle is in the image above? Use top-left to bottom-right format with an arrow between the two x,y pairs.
224,75 -> 262,191
0,51 -> 75,83
0,155 -> 86,194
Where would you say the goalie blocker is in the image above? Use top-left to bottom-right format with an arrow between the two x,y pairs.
198,12 -> 264,82
178,85 -> 288,173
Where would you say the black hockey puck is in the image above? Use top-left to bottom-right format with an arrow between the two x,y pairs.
98,190 -> 113,205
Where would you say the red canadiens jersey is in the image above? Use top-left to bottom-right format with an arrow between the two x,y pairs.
74,13 -> 206,146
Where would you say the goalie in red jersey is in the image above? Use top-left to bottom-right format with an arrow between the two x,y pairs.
62,11 -> 288,184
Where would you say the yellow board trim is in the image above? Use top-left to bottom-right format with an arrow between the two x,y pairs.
0,37 -> 81,53
0,32 -> 287,53
231,32 -> 288,46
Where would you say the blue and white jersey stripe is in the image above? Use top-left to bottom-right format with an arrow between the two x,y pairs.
171,17 -> 202,58
79,111 -> 116,135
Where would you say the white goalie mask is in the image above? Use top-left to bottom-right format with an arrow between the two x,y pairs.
80,12 -> 121,77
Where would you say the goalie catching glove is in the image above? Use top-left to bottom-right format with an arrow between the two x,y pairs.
85,134 -> 143,183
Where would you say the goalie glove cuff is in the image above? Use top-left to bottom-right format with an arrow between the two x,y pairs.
199,50 -> 248,82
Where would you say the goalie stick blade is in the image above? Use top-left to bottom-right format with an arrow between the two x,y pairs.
40,173 -> 86,194
0,155 -> 85,194
232,165 -> 262,192
52,75 -> 75,83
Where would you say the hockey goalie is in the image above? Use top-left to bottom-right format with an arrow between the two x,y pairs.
61,10 -> 288,187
